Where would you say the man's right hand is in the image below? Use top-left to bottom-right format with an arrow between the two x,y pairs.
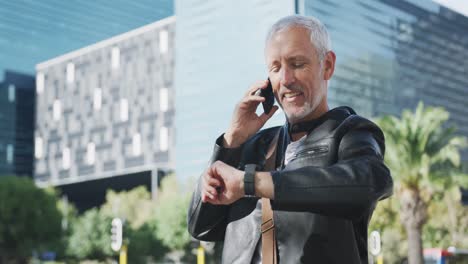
223,80 -> 279,148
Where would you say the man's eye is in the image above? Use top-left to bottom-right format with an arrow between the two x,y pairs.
293,62 -> 305,68
270,67 -> 280,73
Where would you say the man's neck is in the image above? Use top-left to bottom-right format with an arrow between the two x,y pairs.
289,102 -> 329,141
291,132 -> 307,141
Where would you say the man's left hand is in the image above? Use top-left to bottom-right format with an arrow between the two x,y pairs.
202,161 -> 244,205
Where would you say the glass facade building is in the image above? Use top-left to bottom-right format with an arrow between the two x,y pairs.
0,0 -> 173,75
301,0 -> 468,158
175,0 -> 468,179
301,0 -> 468,127
0,71 -> 36,177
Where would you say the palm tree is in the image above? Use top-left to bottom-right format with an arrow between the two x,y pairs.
376,102 -> 467,264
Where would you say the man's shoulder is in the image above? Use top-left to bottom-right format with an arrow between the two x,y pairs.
310,106 -> 384,142
337,112 -> 383,138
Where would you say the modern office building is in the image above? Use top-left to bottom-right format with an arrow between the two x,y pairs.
34,17 -> 176,210
0,71 -> 35,177
300,0 -> 468,130
175,0 -> 468,179
0,0 -> 174,75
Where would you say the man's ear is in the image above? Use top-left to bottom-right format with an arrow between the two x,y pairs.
323,51 -> 336,81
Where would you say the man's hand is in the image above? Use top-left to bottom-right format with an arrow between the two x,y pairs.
201,161 -> 244,205
224,80 -> 279,148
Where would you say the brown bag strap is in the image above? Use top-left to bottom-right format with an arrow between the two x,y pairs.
261,129 -> 280,264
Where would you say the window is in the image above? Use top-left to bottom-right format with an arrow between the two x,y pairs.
160,87 -> 168,112
53,99 -> 61,121
120,98 -> 128,122
36,72 -> 44,94
160,126 -> 168,151
8,84 -> 15,102
86,142 -> 95,165
6,144 -> 13,164
94,88 -> 102,110
132,133 -> 141,156
159,30 -> 168,54
35,137 -> 43,159
66,63 -> 75,83
62,147 -> 70,170
112,47 -> 120,69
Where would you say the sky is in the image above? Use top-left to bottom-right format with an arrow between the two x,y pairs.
433,0 -> 468,16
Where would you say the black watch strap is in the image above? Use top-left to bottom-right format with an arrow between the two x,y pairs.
244,164 -> 256,196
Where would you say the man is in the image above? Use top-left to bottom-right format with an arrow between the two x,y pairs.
187,15 -> 393,263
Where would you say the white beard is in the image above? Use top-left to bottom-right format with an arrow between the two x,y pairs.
283,101 -> 314,124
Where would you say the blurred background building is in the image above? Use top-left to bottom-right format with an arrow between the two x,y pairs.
175,0 -> 468,179
0,71 -> 35,178
34,17 -> 175,211
0,0 -> 173,75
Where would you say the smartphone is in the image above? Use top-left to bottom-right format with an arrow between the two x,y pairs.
259,78 -> 275,114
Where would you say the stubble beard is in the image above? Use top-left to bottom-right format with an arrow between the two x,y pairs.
283,101 -> 314,124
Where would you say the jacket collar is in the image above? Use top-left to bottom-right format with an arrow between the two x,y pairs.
286,106 -> 356,135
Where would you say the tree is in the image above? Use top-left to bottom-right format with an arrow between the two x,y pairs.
100,186 -> 168,263
154,174 -> 192,263
66,208 -> 113,260
0,176 -> 62,263
100,186 -> 154,229
369,197 -> 407,263
424,186 -> 468,249
376,102 -> 467,264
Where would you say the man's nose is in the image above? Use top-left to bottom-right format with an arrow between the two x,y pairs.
280,67 -> 295,87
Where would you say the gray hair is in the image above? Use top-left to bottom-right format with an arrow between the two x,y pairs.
265,15 -> 331,60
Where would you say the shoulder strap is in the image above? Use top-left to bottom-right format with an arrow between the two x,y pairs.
261,128 -> 281,264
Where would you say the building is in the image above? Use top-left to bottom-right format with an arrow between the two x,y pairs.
0,0 -> 174,76
0,71 -> 35,177
34,17 -> 176,211
174,0 -> 468,179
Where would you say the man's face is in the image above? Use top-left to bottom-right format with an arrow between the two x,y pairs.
265,26 -> 334,124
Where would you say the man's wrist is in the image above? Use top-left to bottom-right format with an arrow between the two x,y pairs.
223,131 -> 246,148
255,172 -> 275,199
243,164 -> 256,196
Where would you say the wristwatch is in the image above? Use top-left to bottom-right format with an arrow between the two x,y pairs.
244,164 -> 257,196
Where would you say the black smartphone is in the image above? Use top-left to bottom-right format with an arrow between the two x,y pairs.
260,78 -> 275,114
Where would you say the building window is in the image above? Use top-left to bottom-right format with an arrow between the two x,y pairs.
159,30 -> 168,54
66,63 -> 75,83
62,147 -> 71,170
37,72 -> 44,94
53,99 -> 61,121
6,144 -> 13,164
8,84 -> 15,102
160,126 -> 168,152
120,98 -> 128,122
35,137 -> 43,159
112,47 -> 120,70
86,142 -> 95,165
94,88 -> 102,110
132,133 -> 141,156
160,87 -> 168,112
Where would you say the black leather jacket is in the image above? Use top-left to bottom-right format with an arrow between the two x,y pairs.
188,107 -> 393,263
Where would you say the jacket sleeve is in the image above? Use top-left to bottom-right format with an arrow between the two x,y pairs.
270,123 -> 393,220
187,134 -> 243,241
